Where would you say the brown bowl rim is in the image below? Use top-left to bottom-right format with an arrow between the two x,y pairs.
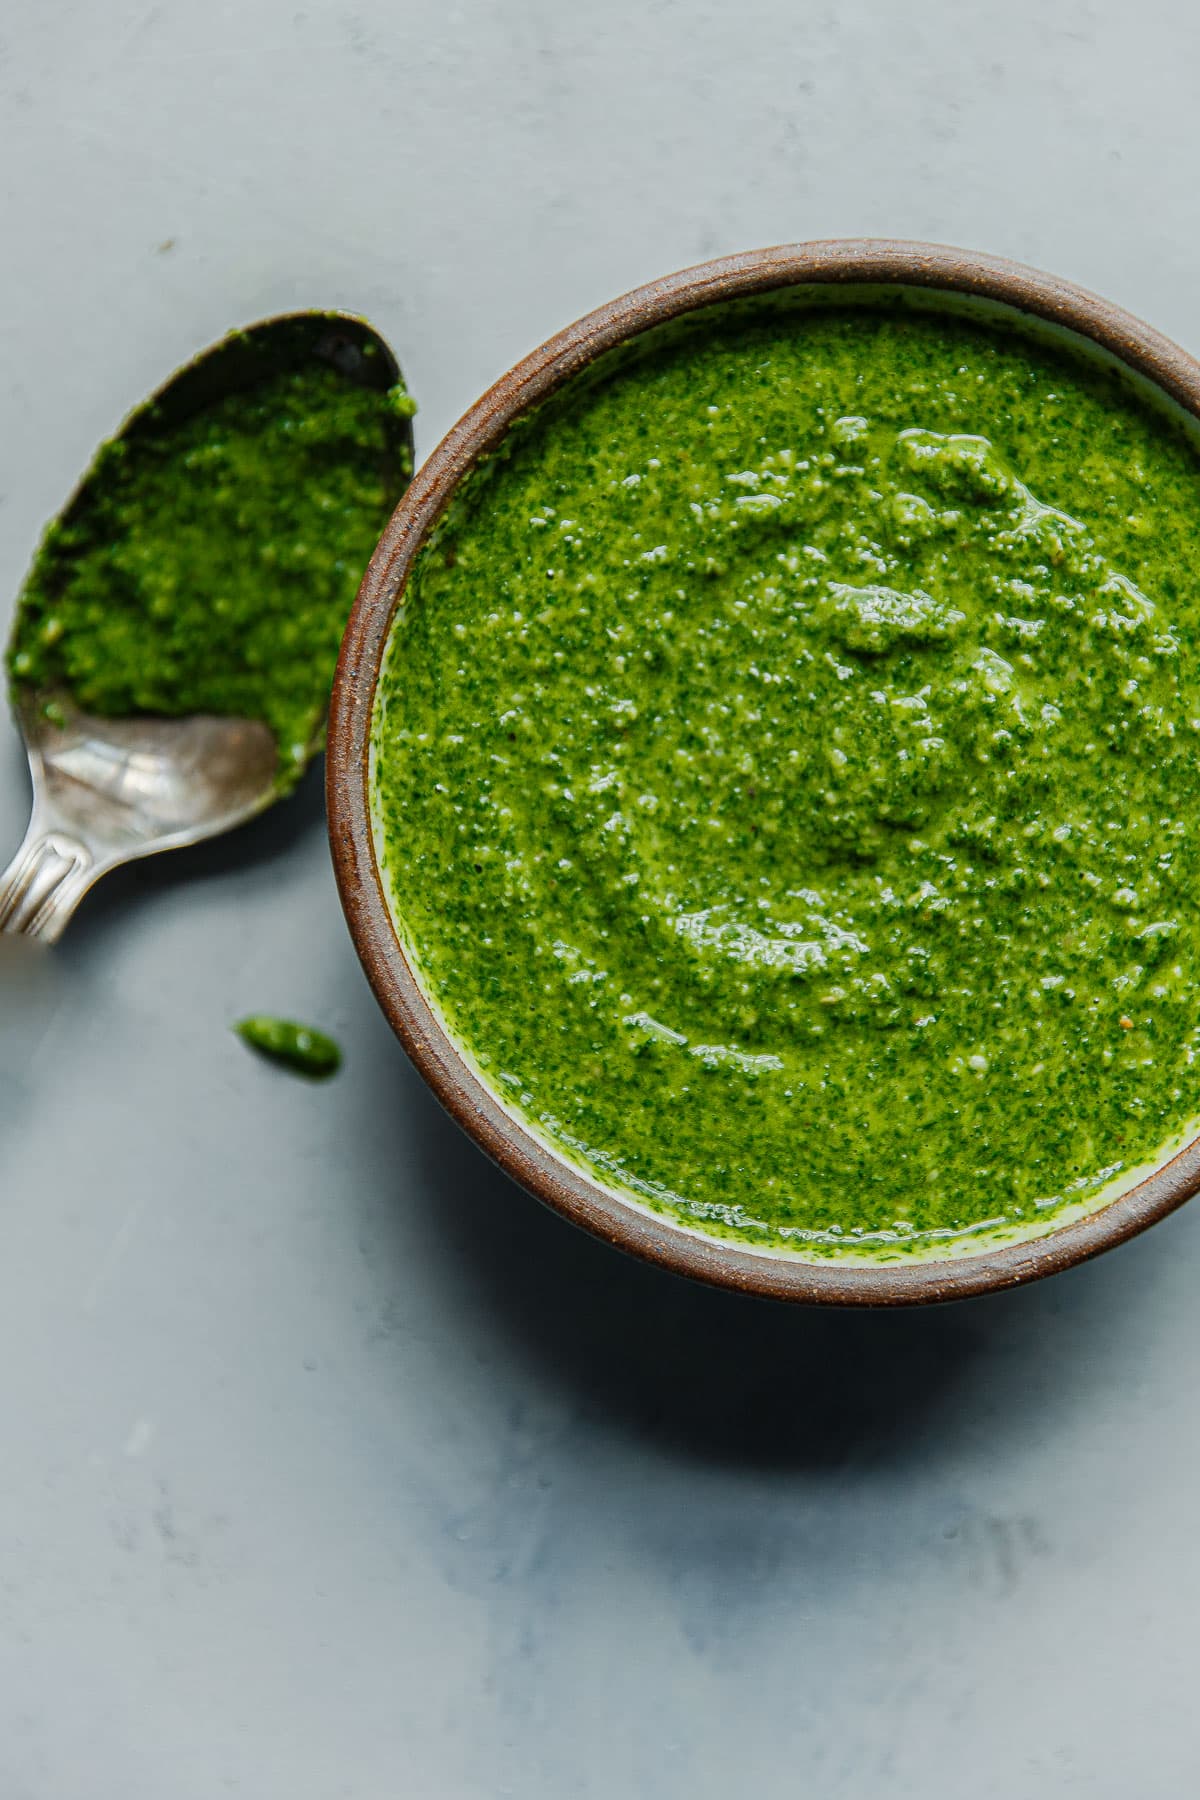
327,237 -> 1200,1306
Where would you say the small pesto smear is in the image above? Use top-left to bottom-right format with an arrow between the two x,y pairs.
235,1016 -> 342,1078
372,299 -> 1200,1255
8,354 -> 415,789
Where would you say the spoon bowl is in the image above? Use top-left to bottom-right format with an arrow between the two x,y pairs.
1,310 -> 410,942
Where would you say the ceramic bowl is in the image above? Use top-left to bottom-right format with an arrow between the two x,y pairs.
327,239 -> 1200,1304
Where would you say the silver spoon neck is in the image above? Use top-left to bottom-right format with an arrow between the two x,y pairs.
0,817 -> 95,942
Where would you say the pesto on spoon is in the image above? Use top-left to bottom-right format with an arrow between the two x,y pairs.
0,311 -> 413,941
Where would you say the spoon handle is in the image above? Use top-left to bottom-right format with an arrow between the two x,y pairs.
0,824 -> 95,943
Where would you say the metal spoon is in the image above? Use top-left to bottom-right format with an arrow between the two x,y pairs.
0,312 -> 410,943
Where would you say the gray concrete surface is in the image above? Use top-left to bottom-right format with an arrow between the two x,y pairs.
2,2 -> 1199,1794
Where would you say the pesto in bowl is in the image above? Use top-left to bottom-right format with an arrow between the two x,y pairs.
370,292 -> 1200,1259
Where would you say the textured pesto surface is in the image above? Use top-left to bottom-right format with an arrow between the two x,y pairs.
374,302 -> 1200,1253
9,359 -> 414,788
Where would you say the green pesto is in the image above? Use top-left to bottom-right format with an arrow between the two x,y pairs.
373,300 -> 1200,1254
235,1016 -> 342,1078
8,361 -> 415,788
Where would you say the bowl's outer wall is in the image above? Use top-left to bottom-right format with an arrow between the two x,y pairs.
327,239 -> 1200,1305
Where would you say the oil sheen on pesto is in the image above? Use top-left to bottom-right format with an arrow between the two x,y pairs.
9,359 -> 415,788
373,301 -> 1200,1253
